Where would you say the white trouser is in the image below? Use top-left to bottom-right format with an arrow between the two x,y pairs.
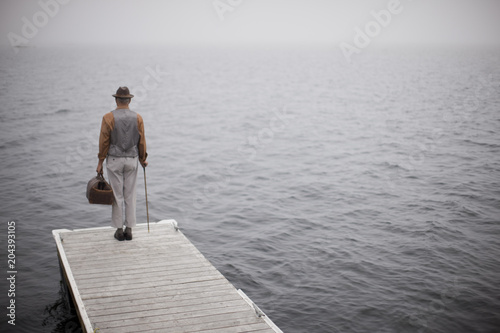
106,156 -> 138,228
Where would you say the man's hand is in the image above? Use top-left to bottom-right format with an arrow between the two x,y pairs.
96,160 -> 104,175
141,161 -> 148,168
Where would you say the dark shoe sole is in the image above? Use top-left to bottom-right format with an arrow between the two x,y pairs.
124,233 -> 132,241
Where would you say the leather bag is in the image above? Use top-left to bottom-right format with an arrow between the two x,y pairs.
86,174 -> 114,205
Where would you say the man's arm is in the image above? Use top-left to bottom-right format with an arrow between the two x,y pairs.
96,113 -> 114,174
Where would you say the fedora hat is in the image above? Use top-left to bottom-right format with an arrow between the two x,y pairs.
112,86 -> 134,98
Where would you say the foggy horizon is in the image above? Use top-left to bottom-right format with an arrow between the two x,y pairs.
1,0 -> 500,50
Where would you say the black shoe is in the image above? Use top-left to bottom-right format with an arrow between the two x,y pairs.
124,227 -> 132,241
114,228 -> 125,241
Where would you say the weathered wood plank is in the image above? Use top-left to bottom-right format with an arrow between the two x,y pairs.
76,266 -> 222,290
65,251 -> 205,271
80,277 -> 231,301
85,288 -> 236,313
95,308 -> 261,332
77,270 -> 227,296
194,322 -> 275,333
69,252 -> 208,275
60,239 -> 188,254
62,234 -> 187,248
88,295 -> 246,318
82,279 -> 228,305
64,242 -> 199,261
74,259 -> 215,282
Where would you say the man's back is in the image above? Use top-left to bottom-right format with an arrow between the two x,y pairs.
109,109 -> 140,157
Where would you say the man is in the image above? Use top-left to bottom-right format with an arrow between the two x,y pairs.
96,86 -> 148,241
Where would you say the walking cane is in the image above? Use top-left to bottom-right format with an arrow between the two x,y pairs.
143,166 -> 150,233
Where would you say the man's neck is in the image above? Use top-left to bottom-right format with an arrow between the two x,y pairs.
116,105 -> 129,109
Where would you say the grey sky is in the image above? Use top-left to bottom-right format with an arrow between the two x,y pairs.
1,0 -> 499,48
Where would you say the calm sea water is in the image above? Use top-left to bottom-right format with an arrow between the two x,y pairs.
0,45 -> 499,333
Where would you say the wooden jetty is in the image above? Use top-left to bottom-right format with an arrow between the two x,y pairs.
53,220 -> 283,333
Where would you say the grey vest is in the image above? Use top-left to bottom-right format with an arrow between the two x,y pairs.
108,109 -> 140,158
